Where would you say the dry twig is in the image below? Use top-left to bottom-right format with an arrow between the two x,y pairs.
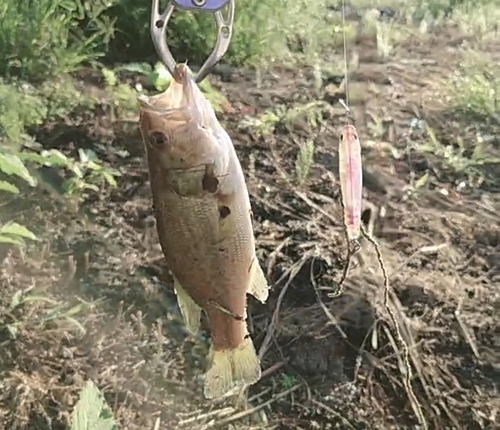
361,225 -> 428,430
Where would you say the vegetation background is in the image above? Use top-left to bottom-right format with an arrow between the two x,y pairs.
0,0 -> 498,429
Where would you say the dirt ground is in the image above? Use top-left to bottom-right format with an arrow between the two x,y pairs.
1,12 -> 499,430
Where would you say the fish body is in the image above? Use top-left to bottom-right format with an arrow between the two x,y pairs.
339,124 -> 363,242
138,64 -> 269,399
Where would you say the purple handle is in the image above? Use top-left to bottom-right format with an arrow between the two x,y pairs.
172,0 -> 231,12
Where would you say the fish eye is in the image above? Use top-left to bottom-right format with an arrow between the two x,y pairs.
149,131 -> 168,147
353,134 -> 358,140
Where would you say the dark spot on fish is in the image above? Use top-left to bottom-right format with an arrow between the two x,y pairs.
244,334 -> 250,339
202,173 -> 219,193
149,131 -> 167,147
219,205 -> 231,219
155,19 -> 164,28
219,247 -> 225,252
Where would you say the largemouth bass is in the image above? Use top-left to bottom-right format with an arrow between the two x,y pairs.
138,64 -> 269,399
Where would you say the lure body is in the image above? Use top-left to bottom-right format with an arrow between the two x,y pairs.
339,124 -> 363,243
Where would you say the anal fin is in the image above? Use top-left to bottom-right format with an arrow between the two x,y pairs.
204,337 -> 261,399
248,259 -> 269,303
173,277 -> 201,335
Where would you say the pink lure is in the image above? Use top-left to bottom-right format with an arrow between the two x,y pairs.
339,124 -> 363,243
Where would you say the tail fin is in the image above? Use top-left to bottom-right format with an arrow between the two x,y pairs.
204,337 -> 261,399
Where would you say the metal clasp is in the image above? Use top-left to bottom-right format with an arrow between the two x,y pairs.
150,0 -> 234,83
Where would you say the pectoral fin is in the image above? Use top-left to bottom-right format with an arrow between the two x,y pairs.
248,259 -> 269,303
173,277 -> 201,335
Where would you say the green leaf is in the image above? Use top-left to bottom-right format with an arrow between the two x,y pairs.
70,380 -> 117,430
0,234 -> 25,246
0,222 -> 39,241
0,153 -> 37,186
119,62 -> 153,75
10,290 -> 23,309
414,171 -> 430,190
86,160 -> 102,171
40,149 -> 69,167
70,165 -> 84,179
101,172 -> 117,187
83,183 -> 99,192
6,324 -> 18,339
0,180 -> 20,194
102,68 -> 117,87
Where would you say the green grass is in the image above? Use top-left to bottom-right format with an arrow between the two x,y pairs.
105,0 -> 340,66
450,51 -> 499,119
70,380 -> 117,430
0,0 -> 117,80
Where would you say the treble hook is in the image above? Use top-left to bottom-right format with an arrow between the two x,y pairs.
150,0 -> 235,83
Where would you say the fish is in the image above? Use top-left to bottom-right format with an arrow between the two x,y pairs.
137,63 -> 269,399
339,124 -> 363,244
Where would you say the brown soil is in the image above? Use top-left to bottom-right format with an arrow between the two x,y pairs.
1,16 -> 499,430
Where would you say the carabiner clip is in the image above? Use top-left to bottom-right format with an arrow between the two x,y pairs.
150,0 -> 235,84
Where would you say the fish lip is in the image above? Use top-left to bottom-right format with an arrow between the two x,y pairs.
172,63 -> 190,84
137,64 -> 205,126
136,64 -> 194,113
137,94 -> 151,108
175,64 -> 197,108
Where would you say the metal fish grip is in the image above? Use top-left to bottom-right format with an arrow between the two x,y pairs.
151,0 -> 234,83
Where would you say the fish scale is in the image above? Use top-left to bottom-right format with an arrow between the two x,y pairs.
154,190 -> 253,301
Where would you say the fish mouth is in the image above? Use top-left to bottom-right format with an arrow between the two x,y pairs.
137,63 -> 203,125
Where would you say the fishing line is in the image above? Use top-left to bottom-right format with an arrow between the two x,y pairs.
340,0 -> 350,115
332,0 -> 356,301
337,4 -> 428,427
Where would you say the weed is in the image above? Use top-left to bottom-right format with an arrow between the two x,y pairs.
358,9 -> 408,60
283,101 -> 326,131
0,222 -> 39,247
240,100 -> 327,141
101,67 -> 139,118
295,140 -> 315,185
280,373 -> 297,390
0,151 -> 37,189
239,108 -> 282,138
0,82 -> 47,148
37,78 -> 97,120
70,380 -> 117,430
0,78 -> 97,151
450,52 -> 499,119
0,0 -> 117,79
21,148 -> 121,197
417,123 -> 499,187
0,148 -> 39,248
4,292 -> 90,340
105,0 -> 338,67
120,62 -> 229,113
1,78 -> 120,208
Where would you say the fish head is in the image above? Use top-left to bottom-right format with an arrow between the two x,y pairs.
138,63 -> 224,172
